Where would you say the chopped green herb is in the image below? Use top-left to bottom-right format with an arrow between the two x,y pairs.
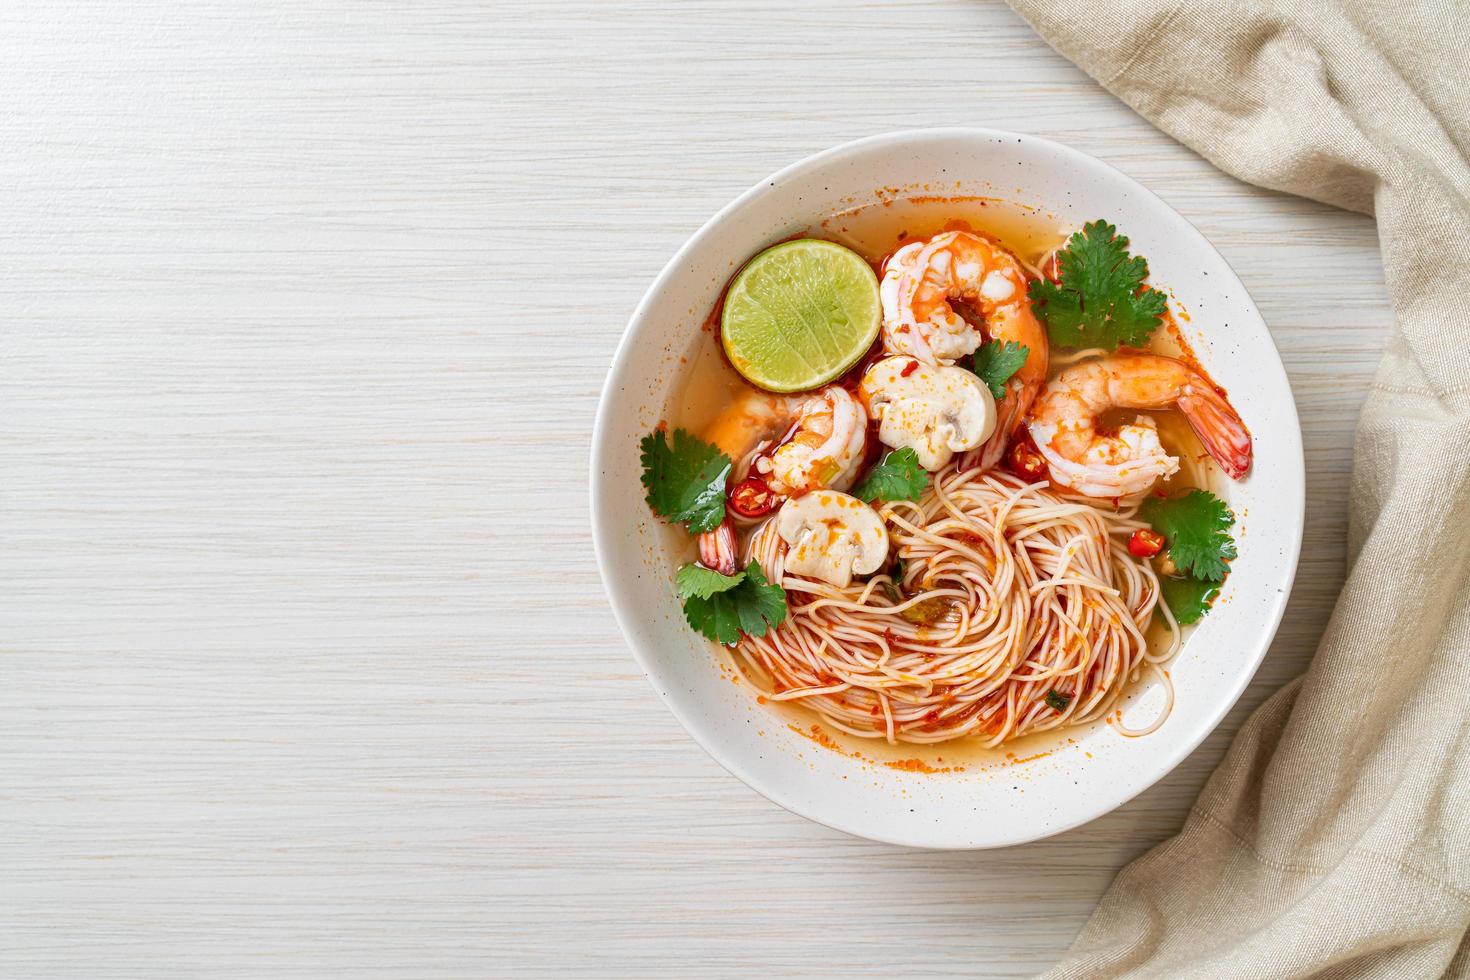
900,594 -> 954,626
681,561 -> 787,645
852,447 -> 929,503
1160,575 -> 1222,626
1029,220 -> 1168,350
639,428 -> 731,533
1044,689 -> 1073,712
970,340 -> 1030,399
1141,489 -> 1237,582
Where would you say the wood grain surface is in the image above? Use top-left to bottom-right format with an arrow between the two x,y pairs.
1,1 -> 1389,976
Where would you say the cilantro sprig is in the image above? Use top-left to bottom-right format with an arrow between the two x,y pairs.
1142,489 -> 1237,625
1030,220 -> 1168,350
676,561 -> 787,645
639,428 -> 731,534
970,340 -> 1030,400
1141,490 -> 1236,582
852,447 -> 929,503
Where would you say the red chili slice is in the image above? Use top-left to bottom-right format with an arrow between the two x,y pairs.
729,476 -> 779,518
1006,439 -> 1048,482
1128,529 -> 1166,558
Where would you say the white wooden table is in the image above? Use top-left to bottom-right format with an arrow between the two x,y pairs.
2,1 -> 1389,976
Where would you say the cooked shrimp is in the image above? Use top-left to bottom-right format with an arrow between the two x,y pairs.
758,386 -> 868,496
880,230 -> 1048,468
703,389 -> 789,462
705,386 -> 868,495
1027,354 -> 1252,499
697,385 -> 869,573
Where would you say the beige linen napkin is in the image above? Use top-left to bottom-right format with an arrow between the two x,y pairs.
1000,0 -> 1470,976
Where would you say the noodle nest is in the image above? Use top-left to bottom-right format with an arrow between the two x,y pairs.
737,468 -> 1178,745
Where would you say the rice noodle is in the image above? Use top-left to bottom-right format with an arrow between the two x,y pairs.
735,467 -> 1181,746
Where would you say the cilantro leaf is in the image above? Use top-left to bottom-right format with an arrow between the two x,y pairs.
732,564 -> 788,637
1044,689 -> 1072,712
682,591 -> 743,645
852,448 -> 929,503
1029,220 -> 1168,350
1141,489 -> 1237,582
675,563 -> 745,600
639,428 -> 731,533
971,341 -> 1030,399
681,561 -> 787,645
1160,575 -> 1221,625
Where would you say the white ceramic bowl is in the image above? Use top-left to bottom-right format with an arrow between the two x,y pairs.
591,129 -> 1303,848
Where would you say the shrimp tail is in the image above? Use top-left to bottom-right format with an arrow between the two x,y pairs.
973,379 -> 1038,471
697,519 -> 740,576
1178,382 -> 1252,479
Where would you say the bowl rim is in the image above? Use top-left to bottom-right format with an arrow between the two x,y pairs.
590,126 -> 1305,848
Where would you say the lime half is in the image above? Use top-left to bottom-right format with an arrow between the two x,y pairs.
721,239 -> 881,393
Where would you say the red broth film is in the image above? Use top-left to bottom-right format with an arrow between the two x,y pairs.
645,196 -> 1248,768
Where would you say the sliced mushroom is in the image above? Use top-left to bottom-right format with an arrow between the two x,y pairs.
858,356 -> 997,470
775,490 -> 889,589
